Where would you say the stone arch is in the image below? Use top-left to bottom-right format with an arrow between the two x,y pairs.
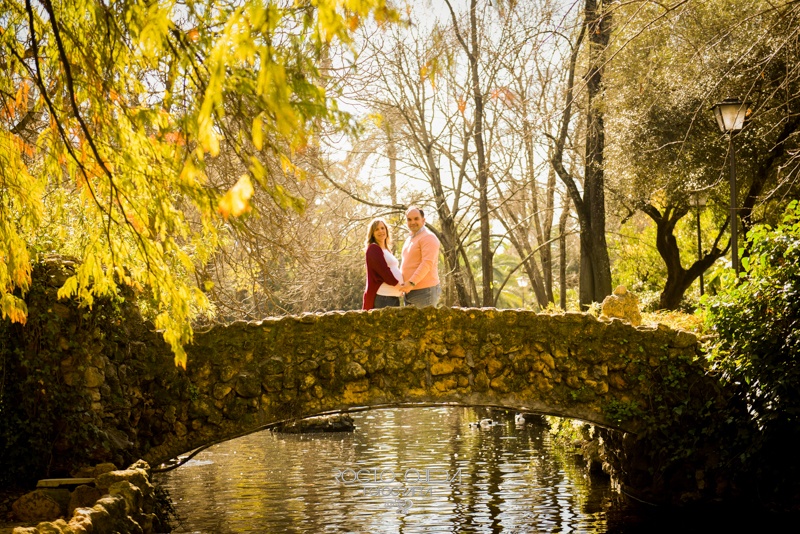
142,306 -> 704,465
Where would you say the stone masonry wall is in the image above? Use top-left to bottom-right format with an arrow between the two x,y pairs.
11,461 -> 167,534
144,306 -> 704,464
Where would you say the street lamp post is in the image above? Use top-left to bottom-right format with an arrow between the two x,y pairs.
694,192 -> 708,295
711,98 -> 749,275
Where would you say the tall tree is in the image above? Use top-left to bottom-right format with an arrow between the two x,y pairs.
486,0 -> 572,308
550,0 -> 613,308
604,0 -> 800,309
445,0 -> 493,305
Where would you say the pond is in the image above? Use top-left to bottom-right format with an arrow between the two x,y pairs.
154,406 -> 777,533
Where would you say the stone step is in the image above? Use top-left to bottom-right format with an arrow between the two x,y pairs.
35,478 -> 95,488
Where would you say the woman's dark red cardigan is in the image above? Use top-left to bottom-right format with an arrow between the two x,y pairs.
362,243 -> 400,310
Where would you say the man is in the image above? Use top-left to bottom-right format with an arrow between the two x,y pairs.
400,207 -> 441,307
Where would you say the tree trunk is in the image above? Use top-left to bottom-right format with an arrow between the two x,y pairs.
641,204 -> 726,310
582,0 -> 613,305
501,227 -> 550,308
385,121 -> 399,246
559,195 -> 570,310
522,116 -> 556,305
468,0 -> 493,306
425,144 -> 477,307
542,164 -> 556,303
550,1 -> 612,311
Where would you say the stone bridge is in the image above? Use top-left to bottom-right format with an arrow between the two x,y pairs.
141,306 -> 709,465
1,264 -> 740,504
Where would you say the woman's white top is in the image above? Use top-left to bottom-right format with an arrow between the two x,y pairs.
376,248 -> 404,297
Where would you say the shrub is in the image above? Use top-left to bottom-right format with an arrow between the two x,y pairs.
704,200 -> 800,504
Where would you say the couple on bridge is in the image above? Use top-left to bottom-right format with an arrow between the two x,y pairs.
362,206 -> 441,310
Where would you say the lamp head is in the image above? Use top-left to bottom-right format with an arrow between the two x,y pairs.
712,98 -> 750,133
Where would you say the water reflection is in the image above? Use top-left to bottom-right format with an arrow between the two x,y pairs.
156,407 -> 622,533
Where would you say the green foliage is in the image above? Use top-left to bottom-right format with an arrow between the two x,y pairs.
605,0 -> 799,312
704,200 -> 800,500
611,210 -> 724,312
602,398 -> 643,424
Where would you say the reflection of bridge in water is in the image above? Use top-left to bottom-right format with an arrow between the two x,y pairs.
142,306 -> 711,471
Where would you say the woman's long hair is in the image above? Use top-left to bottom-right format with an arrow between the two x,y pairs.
365,218 -> 391,250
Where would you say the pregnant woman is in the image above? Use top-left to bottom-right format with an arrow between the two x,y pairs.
362,218 -> 404,310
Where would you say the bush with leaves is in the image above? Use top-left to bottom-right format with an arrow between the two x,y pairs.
705,200 -> 800,504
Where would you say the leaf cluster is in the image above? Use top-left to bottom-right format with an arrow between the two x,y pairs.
0,0 -> 398,366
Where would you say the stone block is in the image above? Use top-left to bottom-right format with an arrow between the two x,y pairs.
672,330 -> 698,349
218,364 -> 237,382
600,285 -> 642,326
261,376 -> 283,393
431,360 -> 455,376
473,370 -> 489,392
490,374 -> 511,393
109,480 -> 143,513
172,421 -> 188,437
223,398 -> 249,420
433,376 -> 458,392
37,488 -> 70,514
211,384 -> 233,400
608,374 -> 628,391
487,358 -> 505,377
12,490 -> 63,523
534,375 -> 552,392
448,345 -> 465,358
299,374 -> 317,391
340,361 -> 367,381
235,374 -> 262,398
68,485 -> 102,516
88,498 -> 119,530
96,468 -> 151,496
566,376 -> 582,389
84,366 -> 105,388
512,357 -> 530,373
32,519 -> 69,533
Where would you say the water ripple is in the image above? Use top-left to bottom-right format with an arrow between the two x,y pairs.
157,407 -> 619,533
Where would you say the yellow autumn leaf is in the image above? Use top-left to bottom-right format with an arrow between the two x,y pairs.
1,294 -> 27,325
57,276 -> 79,299
217,175 -> 254,220
174,348 -> 187,370
252,115 -> 263,150
367,112 -> 383,127
348,15 -> 359,31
